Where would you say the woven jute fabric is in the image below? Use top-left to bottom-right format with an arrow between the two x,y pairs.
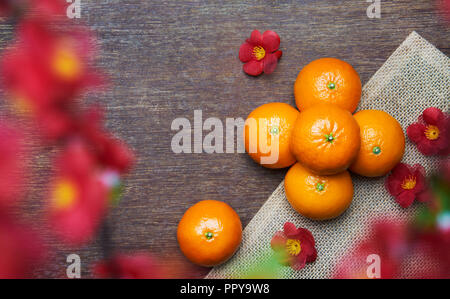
207,32 -> 449,279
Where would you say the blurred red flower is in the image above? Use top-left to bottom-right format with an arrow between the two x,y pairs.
407,230 -> 450,278
93,253 -> 163,279
0,0 -> 65,17
407,107 -> 450,156
79,107 -> 135,174
270,222 -> 317,270
0,0 -> 14,15
239,30 -> 282,76
30,0 -> 66,16
0,213 -> 45,278
1,19 -> 103,139
333,220 -> 407,279
49,140 -> 109,245
0,124 -> 25,207
386,163 -> 430,208
439,0 -> 450,24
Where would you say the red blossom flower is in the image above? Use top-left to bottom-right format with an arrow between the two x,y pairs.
0,124 -> 25,207
49,140 -> 109,245
1,19 -> 104,139
239,30 -> 282,76
386,163 -> 430,208
407,107 -> 450,156
93,253 -> 163,279
0,212 -> 45,278
270,222 -> 317,270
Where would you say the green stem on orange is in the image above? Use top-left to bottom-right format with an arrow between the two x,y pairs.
372,146 -> 381,155
316,183 -> 325,191
325,133 -> 334,143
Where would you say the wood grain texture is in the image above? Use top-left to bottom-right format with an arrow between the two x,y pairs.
0,0 -> 449,278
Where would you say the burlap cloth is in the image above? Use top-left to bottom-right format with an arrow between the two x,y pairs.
207,32 -> 450,279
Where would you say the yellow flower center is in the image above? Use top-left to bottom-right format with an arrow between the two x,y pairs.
52,46 -> 82,81
401,176 -> 416,190
286,239 -> 301,256
253,46 -> 266,60
425,125 -> 440,140
52,180 -> 77,210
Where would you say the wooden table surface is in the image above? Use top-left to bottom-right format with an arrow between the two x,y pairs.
1,0 -> 449,278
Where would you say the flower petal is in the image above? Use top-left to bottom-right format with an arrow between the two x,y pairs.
391,163 -> 412,180
262,30 -> 280,53
416,139 -> 439,156
283,222 -> 298,238
270,231 -> 287,251
246,30 -> 263,46
386,175 -> 403,196
422,107 -> 445,126
239,42 -> 254,63
407,123 -> 426,143
306,246 -> 318,263
298,232 -> 317,263
243,60 -> 263,76
416,190 -> 432,203
274,50 -> 283,60
291,256 -> 307,271
297,227 -> 316,247
396,190 -> 416,208
412,164 -> 426,193
262,53 -> 278,75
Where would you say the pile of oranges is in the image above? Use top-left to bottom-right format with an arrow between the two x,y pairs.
177,57 -> 405,267
245,57 -> 405,220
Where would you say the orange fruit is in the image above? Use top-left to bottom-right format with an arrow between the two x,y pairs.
290,104 -> 360,175
177,200 -> 242,267
294,58 -> 362,113
285,163 -> 353,220
244,102 -> 300,169
349,110 -> 405,177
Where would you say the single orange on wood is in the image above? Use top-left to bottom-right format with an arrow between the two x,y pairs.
294,58 -> 362,113
290,104 -> 361,175
349,110 -> 405,177
177,200 -> 242,267
285,163 -> 354,220
244,102 -> 300,169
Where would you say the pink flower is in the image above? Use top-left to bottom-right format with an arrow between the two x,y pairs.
239,30 -> 282,76
407,107 -> 449,156
270,222 -> 317,270
386,163 -> 429,208
93,253 -> 163,279
1,19 -> 104,139
49,140 -> 109,245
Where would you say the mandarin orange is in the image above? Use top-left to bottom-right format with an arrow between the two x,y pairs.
177,200 -> 242,267
285,163 -> 354,220
349,110 -> 405,177
244,102 -> 300,169
290,104 -> 360,175
294,58 -> 361,113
